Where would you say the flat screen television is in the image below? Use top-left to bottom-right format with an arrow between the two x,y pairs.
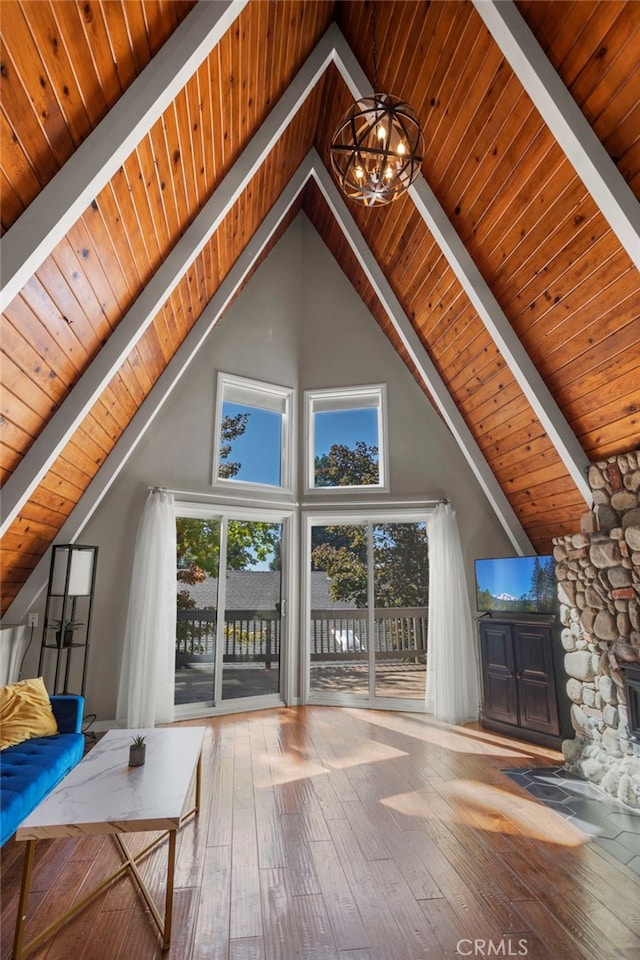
474,555 -> 556,615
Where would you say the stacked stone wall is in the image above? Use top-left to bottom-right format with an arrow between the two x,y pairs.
553,450 -> 640,809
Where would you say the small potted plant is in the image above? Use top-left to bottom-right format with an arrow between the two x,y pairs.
51,619 -> 83,647
129,735 -> 146,767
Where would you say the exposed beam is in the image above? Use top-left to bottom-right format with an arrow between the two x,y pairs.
2,164 -> 312,625
330,28 -> 592,506
310,156 -> 533,556
0,29 -> 338,537
474,0 -> 640,272
0,0 -> 249,313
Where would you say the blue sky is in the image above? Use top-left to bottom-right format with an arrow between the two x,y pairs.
475,556 -> 552,598
314,408 -> 378,458
220,402 -> 282,485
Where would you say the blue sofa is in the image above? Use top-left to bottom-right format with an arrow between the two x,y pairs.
0,694 -> 84,846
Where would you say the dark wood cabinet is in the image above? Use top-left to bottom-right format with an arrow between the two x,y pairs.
478,618 -> 566,748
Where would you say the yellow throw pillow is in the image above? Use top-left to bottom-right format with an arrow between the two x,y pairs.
0,677 -> 59,750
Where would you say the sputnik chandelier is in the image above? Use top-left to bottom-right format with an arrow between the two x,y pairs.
330,3 -> 425,206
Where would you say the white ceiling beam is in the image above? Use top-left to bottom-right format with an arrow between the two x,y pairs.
330,28 -> 592,506
2,163 -> 312,626
0,0 -> 249,313
473,0 -> 640,272
310,155 -> 533,556
0,29 -> 338,537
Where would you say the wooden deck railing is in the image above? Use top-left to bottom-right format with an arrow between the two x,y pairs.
176,607 -> 428,667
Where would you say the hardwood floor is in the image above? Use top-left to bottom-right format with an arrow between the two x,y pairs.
2,706 -> 639,960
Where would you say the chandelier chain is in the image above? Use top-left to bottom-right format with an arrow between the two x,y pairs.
371,0 -> 379,92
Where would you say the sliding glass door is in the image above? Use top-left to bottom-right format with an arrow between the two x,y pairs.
175,506 -> 288,714
306,513 -> 429,706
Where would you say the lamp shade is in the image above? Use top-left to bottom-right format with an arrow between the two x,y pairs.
330,93 -> 424,206
50,545 -> 96,596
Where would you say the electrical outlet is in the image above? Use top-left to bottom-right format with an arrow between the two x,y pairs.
27,612 -> 38,628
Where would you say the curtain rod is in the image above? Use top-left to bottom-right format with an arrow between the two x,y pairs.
151,486 -> 449,507
156,487 -> 298,508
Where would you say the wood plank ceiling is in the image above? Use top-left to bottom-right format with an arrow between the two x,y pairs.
1,0 -> 639,616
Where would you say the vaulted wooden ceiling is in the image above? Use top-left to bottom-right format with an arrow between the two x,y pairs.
1,0 -> 639,617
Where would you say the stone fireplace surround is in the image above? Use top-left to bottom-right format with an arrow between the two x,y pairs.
553,451 -> 640,809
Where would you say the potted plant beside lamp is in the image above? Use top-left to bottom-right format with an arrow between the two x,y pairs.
52,619 -> 83,648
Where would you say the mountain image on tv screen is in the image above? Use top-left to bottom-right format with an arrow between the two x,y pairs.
475,555 -> 556,614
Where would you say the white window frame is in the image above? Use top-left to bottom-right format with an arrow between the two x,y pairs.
212,373 -> 295,495
305,384 -> 389,494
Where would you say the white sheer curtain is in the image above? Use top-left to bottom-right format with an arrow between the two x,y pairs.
425,500 -> 480,724
117,488 -> 176,727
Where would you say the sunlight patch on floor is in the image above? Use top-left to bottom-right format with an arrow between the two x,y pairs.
252,749 -> 328,787
251,738 -> 407,786
378,781 -> 586,845
322,739 -> 408,769
440,779 -> 587,846
343,708 -> 561,760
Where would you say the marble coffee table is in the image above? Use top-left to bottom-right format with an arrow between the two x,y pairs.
13,726 -> 205,958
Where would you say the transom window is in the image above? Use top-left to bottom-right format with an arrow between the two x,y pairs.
213,374 -> 293,491
306,385 -> 388,492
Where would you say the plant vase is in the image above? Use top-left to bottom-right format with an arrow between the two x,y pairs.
129,743 -> 146,767
55,629 -> 75,648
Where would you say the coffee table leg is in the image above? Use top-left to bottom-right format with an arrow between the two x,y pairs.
163,830 -> 177,951
13,839 -> 36,960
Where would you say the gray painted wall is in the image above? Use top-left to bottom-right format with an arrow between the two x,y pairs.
26,213 -> 513,719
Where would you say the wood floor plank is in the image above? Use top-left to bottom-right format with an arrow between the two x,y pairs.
308,768 -> 350,824
391,828 -> 507,944
191,844 -> 232,960
501,848 -> 640,958
230,861 -> 262,940
2,707 -> 639,960
307,839 -> 370,952
419,897 -> 472,958
279,813 -> 322,895
325,817 -> 417,960
514,899 -> 622,960
258,866 -> 302,960
77,907 -> 132,960
229,937 -> 266,960
290,893 -> 341,960
365,856 -> 445,958
163,886 -> 199,960
113,901 -> 161,960
382,826 -> 444,901
254,788 -> 286,871
206,755 -> 234,848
